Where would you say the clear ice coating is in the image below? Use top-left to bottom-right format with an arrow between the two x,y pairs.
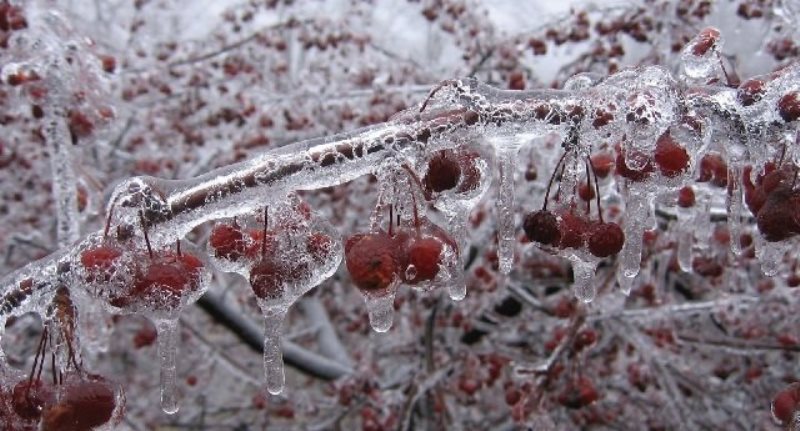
156,318 -> 181,414
620,189 -> 648,280
261,306 -> 287,395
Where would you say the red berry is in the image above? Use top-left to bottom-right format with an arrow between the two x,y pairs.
558,376 -> 599,409
756,188 -> 800,241
249,257 -> 307,301
653,133 -> 690,177
690,27 -> 720,56
523,210 -> 561,246
132,320 -> 157,348
345,232 -> 399,293
677,186 -> 695,208
404,236 -> 443,283
772,382 -> 800,425
209,223 -> 246,260
559,212 -> 589,249
737,79 -> 766,106
131,252 -> 204,310
697,153 -> 728,187
245,229 -> 277,260
615,148 -> 654,182
80,245 -> 122,283
424,150 -> 461,193
41,377 -> 116,431
779,92 -> 800,122
11,380 -> 54,420
590,152 -> 615,178
306,231 -> 334,263
587,222 -> 624,258
578,182 -> 595,202
99,55 -> 116,74
573,329 -> 598,351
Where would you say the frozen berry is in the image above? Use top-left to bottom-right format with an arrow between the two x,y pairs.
424,150 -> 461,193
249,257 -> 299,301
80,244 -> 122,283
209,223 -> 246,261
558,376 -> 599,409
616,148 -> 654,182
11,380 -> 54,420
131,252 -> 204,310
677,186 -> 695,208
697,153 -> 728,187
772,382 -> 800,425
756,188 -> 800,241
737,79 -> 766,106
41,377 -> 116,431
523,210 -> 561,246
306,231 -> 334,263
404,237 -> 443,283
779,92 -> 800,122
345,232 -> 399,293
654,133 -> 690,177
559,212 -> 589,249
587,222 -> 625,258
690,27 -> 720,56
590,152 -> 615,178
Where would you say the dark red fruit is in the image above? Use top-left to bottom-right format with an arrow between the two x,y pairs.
131,252 -> 204,309
523,210 -> 560,246
615,148 -> 654,182
41,378 -> 116,431
11,380 -> 55,420
690,27 -> 720,56
697,153 -> 728,187
80,245 -> 122,283
424,150 -> 461,193
587,222 -> 625,258
245,229 -> 277,260
737,79 -> 766,106
345,232 -> 399,293
756,188 -> 800,242
677,186 -> 695,208
209,223 -> 246,260
772,382 -> 800,425
779,92 -> 800,122
249,257 -> 305,301
306,231 -> 334,263
404,237 -> 443,283
590,152 -> 615,178
654,133 -> 690,177
559,212 -> 589,249
558,376 -> 599,409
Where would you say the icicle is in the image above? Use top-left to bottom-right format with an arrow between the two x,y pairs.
261,306 -> 287,395
365,293 -> 395,333
156,318 -> 180,414
44,108 -> 81,247
620,191 -> 647,279
676,208 -> 694,272
571,259 -> 598,303
727,163 -> 744,256
448,278 -> 467,301
494,144 -> 521,275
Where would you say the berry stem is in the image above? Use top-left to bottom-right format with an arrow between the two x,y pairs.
584,160 -> 592,216
139,210 -> 154,259
176,239 -> 182,257
262,206 -> 269,260
544,151 -> 569,211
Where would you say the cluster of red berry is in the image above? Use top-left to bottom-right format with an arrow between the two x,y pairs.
523,150 -> 625,259
208,200 -> 337,305
743,160 -> 800,242
79,216 -> 207,316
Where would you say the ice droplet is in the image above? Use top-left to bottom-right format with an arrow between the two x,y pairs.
156,318 -> 180,414
571,259 -> 597,303
261,307 -> 286,395
365,293 -> 394,333
404,264 -> 418,282
727,164 -> 744,256
495,145 -> 521,275
448,279 -> 467,301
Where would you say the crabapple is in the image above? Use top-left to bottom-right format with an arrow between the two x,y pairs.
778,91 -> 800,122
653,133 -> 690,177
345,231 -> 399,293
209,223 -> 246,261
772,382 -> 800,426
587,222 -> 625,258
40,376 -> 117,431
129,251 -> 204,311
523,210 -> 560,246
11,379 -> 54,420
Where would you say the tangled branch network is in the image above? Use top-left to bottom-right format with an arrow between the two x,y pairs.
2,6 -> 800,427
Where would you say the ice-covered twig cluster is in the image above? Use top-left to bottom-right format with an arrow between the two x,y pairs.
2,10 -> 800,423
